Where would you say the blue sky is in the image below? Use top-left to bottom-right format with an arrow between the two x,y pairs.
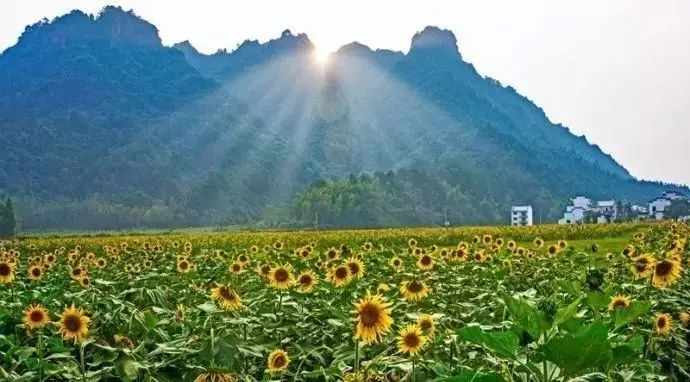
1,0 -> 688,185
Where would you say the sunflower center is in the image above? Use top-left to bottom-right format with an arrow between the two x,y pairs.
403,333 -> 421,348
64,315 -> 82,332
232,264 -> 241,272
655,261 -> 672,277
421,256 -> 431,266
274,268 -> 289,282
179,261 -> 189,270
0,263 -> 12,276
32,268 -> 42,277
407,281 -> 423,293
611,300 -> 627,310
30,310 -> 45,323
359,304 -> 381,327
420,320 -> 432,331
335,267 -> 348,279
348,262 -> 360,274
657,317 -> 667,328
219,286 -> 235,301
299,275 -> 312,285
272,354 -> 286,368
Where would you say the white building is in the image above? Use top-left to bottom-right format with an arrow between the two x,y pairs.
511,206 -> 533,226
649,191 -> 687,220
596,200 -> 617,223
558,196 -> 618,225
572,196 -> 592,210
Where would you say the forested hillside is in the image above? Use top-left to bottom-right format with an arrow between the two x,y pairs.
0,7 -> 685,230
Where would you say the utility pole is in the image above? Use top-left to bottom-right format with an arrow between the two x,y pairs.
444,207 -> 449,227
314,212 -> 319,231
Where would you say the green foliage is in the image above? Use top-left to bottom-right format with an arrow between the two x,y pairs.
0,198 -> 16,237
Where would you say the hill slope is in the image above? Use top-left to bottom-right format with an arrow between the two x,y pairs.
0,7 -> 684,229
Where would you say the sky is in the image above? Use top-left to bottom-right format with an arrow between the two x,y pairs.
1,0 -> 689,185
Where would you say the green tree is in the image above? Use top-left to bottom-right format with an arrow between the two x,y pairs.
0,198 -> 16,237
667,199 -> 690,220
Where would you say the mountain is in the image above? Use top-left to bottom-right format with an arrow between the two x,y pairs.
0,7 -> 685,229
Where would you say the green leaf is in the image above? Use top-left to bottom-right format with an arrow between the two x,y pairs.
612,334 -> 645,364
613,301 -> 651,329
554,296 -> 584,327
585,291 -> 608,313
440,369 -> 507,382
501,294 -> 542,338
543,320 -> 612,376
457,326 -> 518,360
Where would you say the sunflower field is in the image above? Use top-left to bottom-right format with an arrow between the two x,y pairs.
0,222 -> 689,381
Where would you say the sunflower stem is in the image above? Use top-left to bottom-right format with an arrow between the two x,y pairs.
354,339 -> 359,373
411,357 -> 416,382
37,330 -> 44,382
79,341 -> 86,382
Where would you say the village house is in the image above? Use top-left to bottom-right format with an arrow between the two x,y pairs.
510,205 -> 533,226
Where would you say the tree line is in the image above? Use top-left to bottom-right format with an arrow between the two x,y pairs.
0,198 -> 16,237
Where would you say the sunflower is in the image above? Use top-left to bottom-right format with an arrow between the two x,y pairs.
621,245 -> 635,258
194,373 -> 236,382
27,265 -> 43,281
399,279 -> 430,302
229,261 -> 244,274
376,283 -> 390,294
363,241 -> 373,251
453,249 -> 467,262
297,270 -> 318,293
267,349 -> 290,373
533,238 -> 544,248
95,258 -> 107,268
211,284 -> 243,311
495,238 -> 504,247
237,253 -> 250,265
114,334 -> 134,348
175,257 -> 192,273
346,257 -> 365,279
558,240 -> 568,249
408,238 -> 418,248
397,324 -> 426,356
354,293 -> 393,344
417,314 -> 435,335
273,241 -> 284,251
482,234 -> 493,245
269,264 -> 295,290
473,251 -> 485,262
23,304 -> 49,330
326,247 -> 340,261
78,276 -> 91,288
609,295 -> 631,311
417,254 -> 434,271
680,311 -> 690,327
0,261 -> 15,284
389,256 -> 403,271
632,254 -> 654,278
58,305 -> 90,342
547,244 -> 559,255
257,263 -> 272,278
651,259 -> 682,288
654,313 -> 672,336
328,265 -> 352,287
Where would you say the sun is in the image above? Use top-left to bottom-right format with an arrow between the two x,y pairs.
313,47 -> 330,65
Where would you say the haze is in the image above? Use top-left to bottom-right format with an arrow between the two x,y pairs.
1,0 -> 688,185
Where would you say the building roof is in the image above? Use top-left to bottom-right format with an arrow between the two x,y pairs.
511,205 -> 532,212
597,200 -> 615,207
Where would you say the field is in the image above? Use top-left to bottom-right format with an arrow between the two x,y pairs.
0,222 -> 688,381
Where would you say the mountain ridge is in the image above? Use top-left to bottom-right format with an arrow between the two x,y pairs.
0,6 -> 685,229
